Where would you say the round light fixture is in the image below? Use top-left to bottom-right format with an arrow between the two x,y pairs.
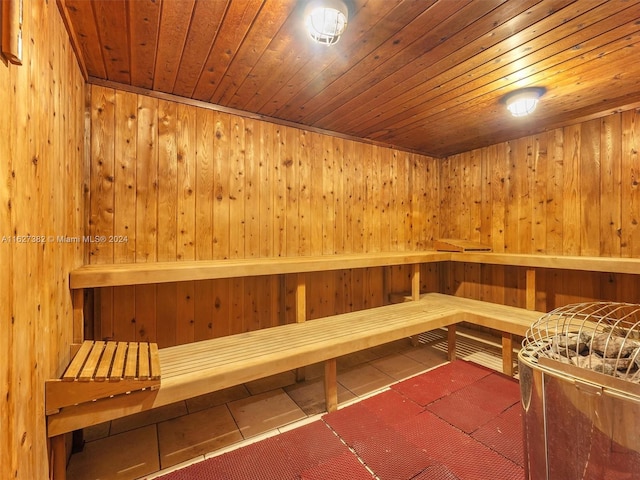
304,0 -> 348,46
503,87 -> 546,117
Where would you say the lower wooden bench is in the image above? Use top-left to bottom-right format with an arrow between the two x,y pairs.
45,292 -> 542,479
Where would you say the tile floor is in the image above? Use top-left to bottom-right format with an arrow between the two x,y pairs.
66,327 -> 510,480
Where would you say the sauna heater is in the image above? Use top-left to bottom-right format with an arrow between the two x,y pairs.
518,302 -> 640,480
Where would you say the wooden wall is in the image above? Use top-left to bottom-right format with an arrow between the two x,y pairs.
440,112 -> 640,310
0,1 -> 85,479
88,85 -> 640,344
87,85 -> 441,346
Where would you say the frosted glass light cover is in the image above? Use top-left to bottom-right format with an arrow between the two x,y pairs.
506,92 -> 539,117
305,2 -> 348,45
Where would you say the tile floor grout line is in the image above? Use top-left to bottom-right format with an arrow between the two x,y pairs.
320,417 -> 381,480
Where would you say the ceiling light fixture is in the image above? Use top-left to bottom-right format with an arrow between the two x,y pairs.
304,0 -> 348,46
503,87 -> 546,117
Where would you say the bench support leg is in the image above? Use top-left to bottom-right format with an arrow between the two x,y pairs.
411,264 -> 420,301
295,274 -> 307,382
51,434 -> 66,480
526,268 -> 536,311
502,332 -> 514,377
409,264 -> 421,346
447,325 -> 457,361
324,358 -> 338,413
72,289 -> 85,344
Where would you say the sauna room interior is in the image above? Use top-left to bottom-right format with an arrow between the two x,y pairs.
2,1 -> 640,479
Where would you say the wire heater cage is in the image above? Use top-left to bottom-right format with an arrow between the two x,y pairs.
520,301 -> 640,382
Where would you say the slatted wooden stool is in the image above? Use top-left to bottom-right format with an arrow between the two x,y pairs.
45,341 -> 161,416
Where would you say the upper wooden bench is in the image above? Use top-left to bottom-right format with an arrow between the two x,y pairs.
67,249 -> 640,341
69,250 -> 640,289
69,251 -> 451,288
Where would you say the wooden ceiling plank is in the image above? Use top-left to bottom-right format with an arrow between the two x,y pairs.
254,0 -> 425,116
324,0 -> 581,132
383,41 -> 640,156
388,46 -> 640,150
56,0 -> 89,79
371,21 -> 640,148
359,2 -> 637,139
191,0 -> 265,103
92,0 -> 131,84
417,91 -> 640,158
153,0 -> 196,93
231,30 -> 312,112
172,0 -> 228,98
128,0 -> 162,89
62,0 -> 107,78
303,0 -> 524,124
350,0 -> 627,136
219,1 -> 305,110
296,0 -> 484,125
332,0 -> 571,132
523,46 -> 640,114
214,0 -> 299,107
523,96 -> 640,134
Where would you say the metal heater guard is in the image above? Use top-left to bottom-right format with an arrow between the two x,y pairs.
519,354 -> 640,480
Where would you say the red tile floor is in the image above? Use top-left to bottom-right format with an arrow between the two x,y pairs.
157,361 -> 524,480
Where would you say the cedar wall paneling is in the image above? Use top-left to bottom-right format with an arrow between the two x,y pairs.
0,1 -> 85,479
87,86 -> 441,345
439,113 -> 640,310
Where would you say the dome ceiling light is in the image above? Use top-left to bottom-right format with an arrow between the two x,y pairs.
502,87 -> 546,117
304,0 -> 348,46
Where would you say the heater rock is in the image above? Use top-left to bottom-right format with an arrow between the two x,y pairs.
590,333 -> 637,358
551,333 -> 590,354
548,352 -> 572,364
631,348 -> 640,369
571,353 -> 634,375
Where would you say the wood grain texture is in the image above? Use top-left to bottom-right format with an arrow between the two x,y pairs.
89,85 -> 115,263
87,84 -> 640,339
88,89 -> 442,342
440,113 -> 640,310
0,1 -> 85,478
135,95 -> 159,263
128,0 -> 161,89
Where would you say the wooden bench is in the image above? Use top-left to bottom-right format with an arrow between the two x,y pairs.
46,292 -> 542,479
48,248 -> 640,478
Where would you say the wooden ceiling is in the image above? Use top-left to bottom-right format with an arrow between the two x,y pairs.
59,0 -> 640,158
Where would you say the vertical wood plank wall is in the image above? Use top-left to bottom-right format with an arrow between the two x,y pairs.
89,85 -> 640,344
440,113 -> 640,310
87,85 -> 441,346
0,1 -> 85,479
